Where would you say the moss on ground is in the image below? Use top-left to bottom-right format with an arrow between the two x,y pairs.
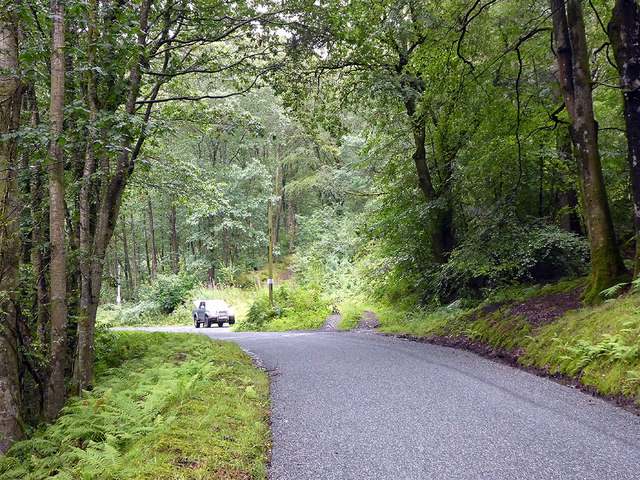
521,295 -> 640,398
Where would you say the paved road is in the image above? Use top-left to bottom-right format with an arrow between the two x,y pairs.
138,326 -> 640,479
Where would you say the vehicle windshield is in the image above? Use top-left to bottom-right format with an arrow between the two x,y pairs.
197,300 -> 229,312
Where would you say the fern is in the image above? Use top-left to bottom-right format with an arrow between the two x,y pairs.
0,332 -> 271,479
600,282 -> 629,299
559,330 -> 640,377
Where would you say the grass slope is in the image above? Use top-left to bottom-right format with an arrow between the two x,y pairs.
0,332 -> 270,480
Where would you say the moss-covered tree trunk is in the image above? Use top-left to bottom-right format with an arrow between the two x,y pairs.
0,3 -> 25,453
608,0 -> 640,279
550,0 -> 628,303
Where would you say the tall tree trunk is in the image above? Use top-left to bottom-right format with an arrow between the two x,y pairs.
0,5 -> 25,453
550,0 -> 628,302
608,0 -> 640,279
169,194 -> 179,274
45,0 -> 68,420
121,215 -> 132,293
130,214 -> 139,296
148,195 -> 158,280
405,99 -> 452,263
27,87 -> 48,341
74,0 -> 98,394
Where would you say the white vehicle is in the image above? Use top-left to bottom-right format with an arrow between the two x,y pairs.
192,299 -> 235,328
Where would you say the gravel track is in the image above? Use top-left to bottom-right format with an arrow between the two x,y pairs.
131,326 -> 640,479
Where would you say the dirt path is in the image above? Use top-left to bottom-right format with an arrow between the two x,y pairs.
353,310 -> 380,331
319,314 -> 342,331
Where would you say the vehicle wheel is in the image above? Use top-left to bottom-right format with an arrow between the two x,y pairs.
229,319 -> 235,325
218,322 -> 224,328
194,316 -> 199,328
205,316 -> 210,328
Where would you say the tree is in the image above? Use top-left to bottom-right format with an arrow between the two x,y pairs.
550,0 -> 628,302
0,0 -> 285,450
0,0 -> 25,454
45,0 -> 68,420
608,0 -> 640,279
74,0 -> 278,390
282,0 -> 461,263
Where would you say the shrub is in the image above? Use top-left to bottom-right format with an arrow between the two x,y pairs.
240,283 -> 331,331
152,273 -> 197,314
101,273 -> 198,327
234,272 -> 259,289
436,214 -> 589,302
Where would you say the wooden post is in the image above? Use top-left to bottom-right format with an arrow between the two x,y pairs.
268,199 -> 274,305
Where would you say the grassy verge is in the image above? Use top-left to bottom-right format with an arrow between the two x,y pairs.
341,281 -> 640,406
522,295 -> 640,399
0,332 -> 270,480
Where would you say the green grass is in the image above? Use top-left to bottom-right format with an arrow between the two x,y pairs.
336,297 -> 364,330
235,283 -> 332,332
521,295 -> 640,398
0,332 -> 270,479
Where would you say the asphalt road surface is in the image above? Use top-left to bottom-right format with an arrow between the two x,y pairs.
139,326 -> 640,479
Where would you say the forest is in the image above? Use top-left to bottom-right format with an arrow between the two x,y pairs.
1,0 -> 640,457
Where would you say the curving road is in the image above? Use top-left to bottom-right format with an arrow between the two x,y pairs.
138,326 -> 640,479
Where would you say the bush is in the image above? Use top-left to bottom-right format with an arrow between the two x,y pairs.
239,283 -> 331,331
436,214 -> 589,302
100,273 -> 198,327
235,272 -> 259,289
152,273 -> 197,314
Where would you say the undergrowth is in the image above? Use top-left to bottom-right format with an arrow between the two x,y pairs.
236,283 -> 331,331
0,332 -> 270,479
522,295 -> 640,398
